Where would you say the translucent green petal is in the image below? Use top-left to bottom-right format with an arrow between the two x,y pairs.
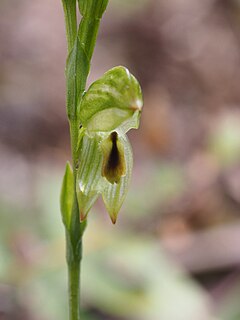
79,66 -> 143,133
118,110 -> 141,134
76,134 -> 103,221
102,134 -> 133,224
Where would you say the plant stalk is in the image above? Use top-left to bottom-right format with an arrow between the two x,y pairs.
61,1 -> 107,319
66,229 -> 82,320
66,120 -> 82,320
68,262 -> 81,320
61,0 -> 77,52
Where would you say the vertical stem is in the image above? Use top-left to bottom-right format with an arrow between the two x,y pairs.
61,0 -> 77,52
61,1 -> 109,319
70,119 -> 79,171
68,262 -> 81,320
78,16 -> 100,61
67,119 -> 82,320
66,230 -> 82,320
69,119 -> 82,243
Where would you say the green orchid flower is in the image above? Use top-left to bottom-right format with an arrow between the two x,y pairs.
76,66 -> 143,224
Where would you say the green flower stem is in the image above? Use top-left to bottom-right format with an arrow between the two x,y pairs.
66,111 -> 83,320
61,1 -> 108,319
69,119 -> 82,243
68,262 -> 81,320
61,0 -> 77,52
66,232 -> 82,320
78,16 -> 100,61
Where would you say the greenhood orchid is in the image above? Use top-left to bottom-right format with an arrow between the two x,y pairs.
60,1 -> 143,317
76,66 -> 143,223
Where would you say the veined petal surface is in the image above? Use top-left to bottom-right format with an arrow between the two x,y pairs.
76,134 -> 103,220
102,134 -> 133,223
79,66 -> 143,133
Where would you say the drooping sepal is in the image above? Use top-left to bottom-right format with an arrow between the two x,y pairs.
102,134 -> 133,224
60,162 -> 74,229
79,66 -> 143,133
76,134 -> 103,221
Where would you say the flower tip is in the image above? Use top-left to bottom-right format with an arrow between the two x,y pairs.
110,216 -> 117,224
80,211 -> 87,222
109,212 -> 118,224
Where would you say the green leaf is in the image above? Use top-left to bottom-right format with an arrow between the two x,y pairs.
76,134 -> 103,221
102,134 -> 133,224
78,0 -> 109,19
66,35 -> 90,120
60,162 -> 74,229
79,66 -> 143,133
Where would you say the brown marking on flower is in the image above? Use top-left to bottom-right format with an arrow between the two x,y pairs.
101,132 -> 126,184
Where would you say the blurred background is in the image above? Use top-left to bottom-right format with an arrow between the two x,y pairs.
1,0 -> 240,319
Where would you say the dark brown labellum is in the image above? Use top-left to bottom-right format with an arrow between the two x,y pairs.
101,132 -> 126,184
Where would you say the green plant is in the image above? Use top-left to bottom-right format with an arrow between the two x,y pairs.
60,1 -> 143,319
